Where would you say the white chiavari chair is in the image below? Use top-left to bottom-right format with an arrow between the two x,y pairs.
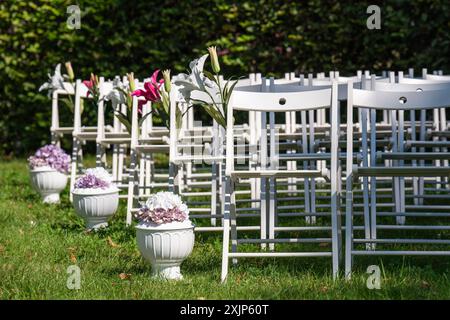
221,78 -> 342,282
125,78 -> 171,225
345,80 -> 450,279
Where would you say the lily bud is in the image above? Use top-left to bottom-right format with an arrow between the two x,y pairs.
207,46 -> 221,74
65,61 -> 75,81
90,73 -> 98,87
162,69 -> 171,93
127,72 -> 136,92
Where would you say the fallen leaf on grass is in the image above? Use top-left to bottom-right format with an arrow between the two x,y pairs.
420,281 -> 431,289
119,273 -> 131,280
68,247 -> 77,263
27,204 -> 33,209
107,236 -> 120,248
26,251 -> 36,261
70,252 -> 77,264
320,286 -> 329,293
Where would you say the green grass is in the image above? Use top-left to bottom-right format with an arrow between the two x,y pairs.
1,159 -> 450,299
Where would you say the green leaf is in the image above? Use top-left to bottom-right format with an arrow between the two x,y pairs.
138,110 -> 154,127
203,70 -> 217,84
201,103 -> 226,128
59,97 -> 74,113
176,105 -> 183,130
113,110 -> 131,134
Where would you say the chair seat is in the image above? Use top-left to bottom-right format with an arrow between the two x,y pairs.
139,137 -> 168,143
52,126 -> 74,134
378,152 -> 450,160
99,137 -> 131,144
354,166 -> 450,177
73,132 -> 97,140
104,132 -> 130,138
230,169 -> 327,179
406,140 -> 450,148
135,144 -> 170,153
174,155 -> 225,164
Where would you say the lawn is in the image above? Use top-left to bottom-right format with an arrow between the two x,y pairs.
0,159 -> 449,299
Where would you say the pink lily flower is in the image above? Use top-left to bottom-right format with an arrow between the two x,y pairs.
132,69 -> 164,113
82,80 -> 93,97
83,73 -> 99,97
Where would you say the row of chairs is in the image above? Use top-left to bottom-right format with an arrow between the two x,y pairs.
48,68 -> 450,281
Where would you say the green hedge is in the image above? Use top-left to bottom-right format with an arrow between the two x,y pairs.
1,0 -> 449,156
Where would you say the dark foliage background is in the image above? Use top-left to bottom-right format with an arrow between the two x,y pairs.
1,0 -> 449,156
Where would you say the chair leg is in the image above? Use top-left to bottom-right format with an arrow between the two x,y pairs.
221,178 -> 231,283
51,131 -> 60,147
118,144 -> 125,183
168,162 -> 179,194
309,178 -> 317,224
331,177 -> 340,279
145,154 -> 152,196
69,137 -> 79,203
230,181 -> 238,265
260,177 -> 268,250
139,157 -> 145,197
268,177 -> 276,251
304,178 -> 311,224
362,176 -> 372,250
370,176 -> 377,250
394,177 -> 405,225
126,149 -> 138,226
95,143 -> 103,168
211,162 -> 218,226
112,144 -> 118,182
345,187 -> 354,280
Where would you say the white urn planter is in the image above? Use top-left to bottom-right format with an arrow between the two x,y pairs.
136,221 -> 195,280
30,166 -> 68,204
72,188 -> 119,230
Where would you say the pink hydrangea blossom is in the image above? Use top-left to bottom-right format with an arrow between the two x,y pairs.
135,191 -> 189,225
135,207 -> 187,224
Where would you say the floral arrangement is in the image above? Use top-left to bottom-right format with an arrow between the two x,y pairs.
74,167 -> 115,190
135,192 -> 189,225
131,69 -> 182,130
173,46 -> 239,128
28,144 -> 70,174
83,73 -> 101,101
104,73 -> 141,133
39,62 -> 77,113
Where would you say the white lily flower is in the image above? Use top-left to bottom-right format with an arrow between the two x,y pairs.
39,64 -> 65,97
104,76 -> 128,105
173,54 -> 215,102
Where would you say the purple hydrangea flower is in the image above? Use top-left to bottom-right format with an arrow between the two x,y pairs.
74,174 -> 110,189
28,144 -> 70,174
74,167 -> 114,190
